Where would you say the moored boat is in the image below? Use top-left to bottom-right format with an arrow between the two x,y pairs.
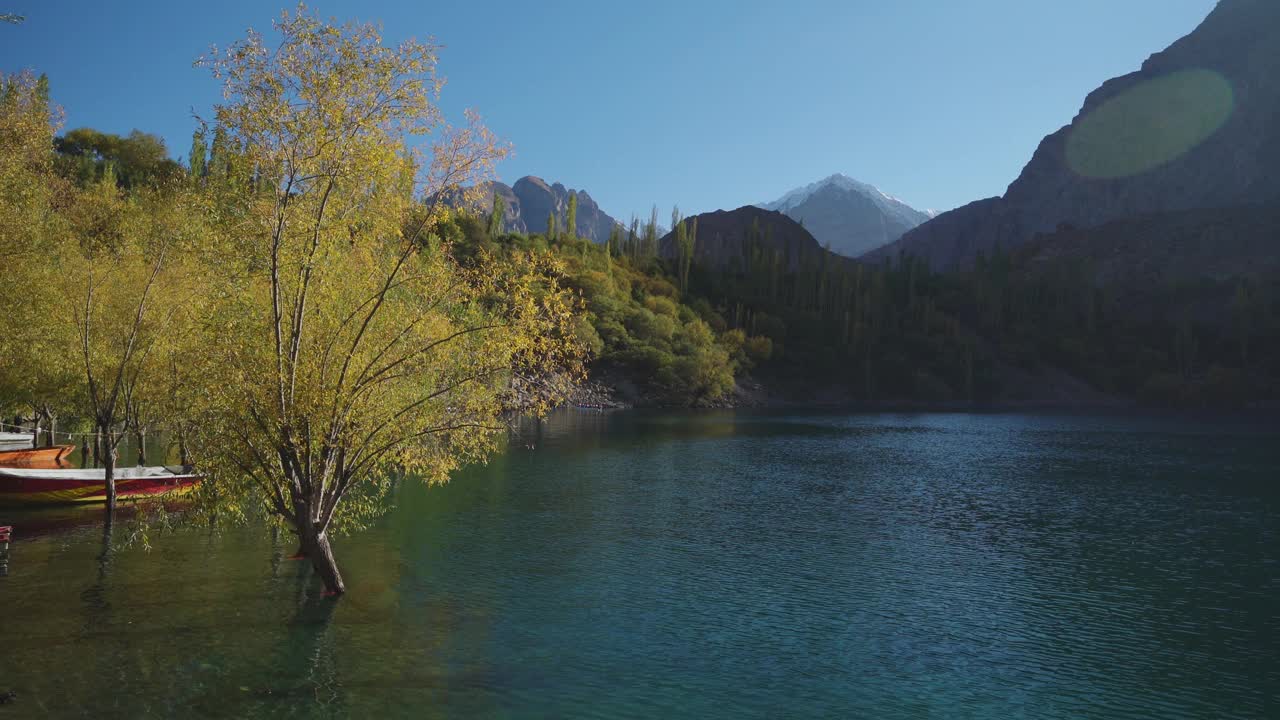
0,444 -> 76,468
0,466 -> 202,506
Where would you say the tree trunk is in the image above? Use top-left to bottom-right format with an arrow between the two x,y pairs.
135,429 -> 146,466
300,524 -> 345,596
103,432 -> 117,510
177,423 -> 191,466
44,415 -> 56,448
31,417 -> 41,449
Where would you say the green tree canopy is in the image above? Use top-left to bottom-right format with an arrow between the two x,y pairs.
54,127 -> 183,189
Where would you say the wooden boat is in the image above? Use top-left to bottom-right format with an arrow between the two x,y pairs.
0,465 -> 203,506
0,444 -> 76,467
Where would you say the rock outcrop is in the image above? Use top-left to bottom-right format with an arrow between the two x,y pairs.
478,176 -> 623,244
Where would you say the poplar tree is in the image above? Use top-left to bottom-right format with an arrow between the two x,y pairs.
682,217 -> 698,293
188,128 -> 207,181
644,205 -> 659,257
671,206 -> 696,294
487,192 -> 506,238
606,225 -> 620,258
566,193 -> 577,242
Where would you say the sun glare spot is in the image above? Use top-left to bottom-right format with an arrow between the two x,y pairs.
1066,68 -> 1234,179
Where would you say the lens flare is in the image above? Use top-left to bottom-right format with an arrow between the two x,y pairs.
1066,68 -> 1234,179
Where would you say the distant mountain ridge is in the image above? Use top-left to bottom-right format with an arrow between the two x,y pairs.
659,205 -> 839,271
481,176 -> 622,244
758,174 -> 934,258
868,0 -> 1280,269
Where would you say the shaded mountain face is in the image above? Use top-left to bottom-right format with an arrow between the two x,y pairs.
1010,201 -> 1280,342
658,206 -> 838,271
759,174 -> 934,258
869,0 -> 1280,269
480,176 -> 622,244
1021,202 -> 1280,288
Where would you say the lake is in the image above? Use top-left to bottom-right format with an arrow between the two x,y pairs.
1,411 -> 1277,718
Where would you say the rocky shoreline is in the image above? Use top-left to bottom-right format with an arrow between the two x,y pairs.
566,365 -> 1279,413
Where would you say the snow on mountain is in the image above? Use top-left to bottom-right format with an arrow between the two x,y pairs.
756,174 -> 934,258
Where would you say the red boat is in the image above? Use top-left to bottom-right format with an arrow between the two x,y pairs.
0,466 -> 203,506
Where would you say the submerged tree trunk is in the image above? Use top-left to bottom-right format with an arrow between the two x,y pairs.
104,459 -> 116,508
176,422 -> 191,466
300,524 -> 345,595
103,428 -> 117,509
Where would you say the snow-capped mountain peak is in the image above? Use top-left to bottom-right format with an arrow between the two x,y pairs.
756,174 -> 935,258
762,174 -> 914,214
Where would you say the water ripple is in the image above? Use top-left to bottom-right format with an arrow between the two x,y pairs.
1,411 -> 1277,718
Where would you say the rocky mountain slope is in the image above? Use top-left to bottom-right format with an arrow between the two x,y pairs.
658,206 -> 835,271
868,0 -> 1280,269
1019,202 -> 1280,287
758,174 -> 934,258
481,176 -> 622,244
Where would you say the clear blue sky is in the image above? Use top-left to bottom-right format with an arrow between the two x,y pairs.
2,0 -> 1216,220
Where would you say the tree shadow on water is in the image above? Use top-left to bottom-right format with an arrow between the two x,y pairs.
219,564 -> 349,720
78,509 -> 117,621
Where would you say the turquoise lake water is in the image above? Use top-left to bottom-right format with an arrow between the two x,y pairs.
0,411 -> 1277,718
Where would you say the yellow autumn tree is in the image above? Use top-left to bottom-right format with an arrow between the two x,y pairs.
57,173 -> 201,505
190,6 -> 583,594
2,70 -> 201,495
0,72 -> 81,444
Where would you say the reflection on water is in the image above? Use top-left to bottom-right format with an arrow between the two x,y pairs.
0,411 -> 1277,718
